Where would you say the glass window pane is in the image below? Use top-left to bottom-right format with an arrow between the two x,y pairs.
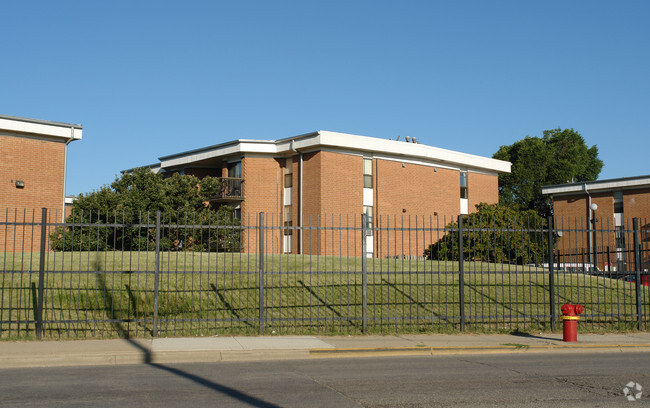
363,158 -> 372,175
284,173 -> 293,187
460,171 -> 467,187
284,158 -> 293,175
364,175 -> 373,188
614,191 -> 624,213
284,206 -> 292,235
363,206 -> 373,228
460,171 -> 468,198
228,161 -> 241,178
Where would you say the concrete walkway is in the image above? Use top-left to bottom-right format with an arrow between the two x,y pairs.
2,332 -> 650,368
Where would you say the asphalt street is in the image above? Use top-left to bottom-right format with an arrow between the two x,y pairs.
1,352 -> 649,407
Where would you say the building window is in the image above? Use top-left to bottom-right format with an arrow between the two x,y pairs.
363,158 -> 373,188
460,171 -> 468,199
284,157 -> 293,187
228,161 -> 241,178
284,205 -> 292,235
614,191 -> 624,214
615,226 -> 625,249
363,205 -> 373,229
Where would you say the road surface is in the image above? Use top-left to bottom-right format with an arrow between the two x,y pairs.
1,352 -> 648,407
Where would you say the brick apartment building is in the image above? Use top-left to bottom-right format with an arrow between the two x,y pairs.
543,175 -> 650,271
143,130 -> 510,257
0,114 -> 83,251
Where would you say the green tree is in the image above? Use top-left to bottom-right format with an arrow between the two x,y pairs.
424,203 -> 549,265
51,168 -> 241,252
493,128 -> 603,217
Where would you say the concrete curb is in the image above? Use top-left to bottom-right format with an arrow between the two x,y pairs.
309,343 -> 650,358
3,343 -> 650,369
3,333 -> 650,368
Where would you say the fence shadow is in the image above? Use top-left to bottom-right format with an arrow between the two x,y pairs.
148,363 -> 282,408
380,278 -> 445,320
96,270 -> 282,407
210,283 -> 255,329
297,280 -> 357,328
510,329 -> 559,342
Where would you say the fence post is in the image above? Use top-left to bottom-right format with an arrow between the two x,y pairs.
361,213 -> 368,333
152,211 -> 161,337
633,218 -> 642,331
36,208 -> 47,340
458,214 -> 465,331
259,212 -> 265,335
547,216 -> 556,328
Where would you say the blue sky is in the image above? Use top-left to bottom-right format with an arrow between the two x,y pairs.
2,1 -> 649,196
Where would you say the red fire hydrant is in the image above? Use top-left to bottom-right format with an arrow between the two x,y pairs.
561,303 -> 584,342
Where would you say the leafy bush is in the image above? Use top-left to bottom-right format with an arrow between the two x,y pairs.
51,168 -> 242,252
424,203 -> 550,265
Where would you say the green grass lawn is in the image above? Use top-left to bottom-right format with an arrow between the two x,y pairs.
1,251 -> 648,340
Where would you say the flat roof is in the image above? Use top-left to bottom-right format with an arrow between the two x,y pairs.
157,130 -> 511,174
0,114 -> 83,140
542,175 -> 650,195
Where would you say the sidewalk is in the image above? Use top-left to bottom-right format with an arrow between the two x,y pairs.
2,332 -> 650,368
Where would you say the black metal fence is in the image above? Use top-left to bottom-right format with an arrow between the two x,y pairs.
1,208 -> 648,339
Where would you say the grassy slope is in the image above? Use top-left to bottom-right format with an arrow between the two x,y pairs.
1,252 -> 648,339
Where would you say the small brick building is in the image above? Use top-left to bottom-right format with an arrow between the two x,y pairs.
145,131 -> 510,257
543,176 -> 650,271
0,115 -> 82,251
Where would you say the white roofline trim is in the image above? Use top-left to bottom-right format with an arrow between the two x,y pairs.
0,115 -> 82,140
542,175 -> 650,195
155,130 -> 510,174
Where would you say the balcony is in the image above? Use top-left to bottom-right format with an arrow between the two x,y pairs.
209,177 -> 244,203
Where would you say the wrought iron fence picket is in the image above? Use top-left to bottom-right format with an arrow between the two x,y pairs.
0,208 -> 649,339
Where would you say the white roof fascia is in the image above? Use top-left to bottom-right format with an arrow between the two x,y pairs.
315,131 -> 510,173
543,176 -> 650,196
160,139 -> 276,168
159,130 -> 511,174
275,131 -> 510,173
275,132 -> 321,153
0,115 -> 82,140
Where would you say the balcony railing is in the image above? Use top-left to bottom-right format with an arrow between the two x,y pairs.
210,177 -> 244,201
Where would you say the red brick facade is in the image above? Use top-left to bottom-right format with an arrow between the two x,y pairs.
546,178 -> 650,271
1,115 -> 82,252
151,131 -> 509,257
223,151 -> 502,257
0,135 -> 65,214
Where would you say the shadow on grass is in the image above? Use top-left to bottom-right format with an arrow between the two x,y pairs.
96,271 -> 282,407
380,278 -> 451,324
464,282 -> 524,316
210,283 -> 254,329
125,284 -> 153,337
297,280 -> 357,328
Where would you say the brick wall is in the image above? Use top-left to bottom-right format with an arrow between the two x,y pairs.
376,160 -> 459,219
301,151 -> 323,254
375,160 -> 455,257
0,134 -> 65,211
146,150 -> 504,258
240,156 -> 282,253
468,172 -> 499,211
281,152 -> 501,257
0,134 -> 66,252
551,189 -> 650,270
624,188 -> 650,223
295,151 -> 364,256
